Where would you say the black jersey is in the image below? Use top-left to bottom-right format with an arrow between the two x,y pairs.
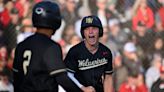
13,33 -> 66,92
64,41 -> 113,92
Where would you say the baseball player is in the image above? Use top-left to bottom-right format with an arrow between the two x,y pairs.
13,1 -> 82,92
64,15 -> 113,92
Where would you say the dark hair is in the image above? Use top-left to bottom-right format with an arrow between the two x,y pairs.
128,70 -> 139,78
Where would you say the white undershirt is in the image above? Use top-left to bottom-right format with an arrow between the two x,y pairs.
67,72 -> 83,88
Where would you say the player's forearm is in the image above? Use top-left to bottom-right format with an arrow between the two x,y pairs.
103,75 -> 113,92
67,72 -> 84,88
67,72 -> 96,92
55,72 -> 82,92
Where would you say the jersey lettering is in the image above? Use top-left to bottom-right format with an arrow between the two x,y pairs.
23,50 -> 32,75
78,58 -> 107,70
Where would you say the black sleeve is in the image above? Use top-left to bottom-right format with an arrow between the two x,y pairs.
55,72 -> 82,92
43,45 -> 66,76
64,48 -> 78,73
13,44 -> 23,92
105,49 -> 113,74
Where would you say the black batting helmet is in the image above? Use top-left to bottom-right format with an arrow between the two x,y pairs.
32,1 -> 61,31
80,15 -> 103,38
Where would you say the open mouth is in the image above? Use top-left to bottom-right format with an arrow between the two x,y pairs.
88,35 -> 96,44
89,35 -> 95,38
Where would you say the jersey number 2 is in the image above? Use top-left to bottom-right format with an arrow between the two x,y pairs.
23,50 -> 32,75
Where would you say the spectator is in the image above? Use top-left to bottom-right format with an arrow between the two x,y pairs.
132,0 -> 154,31
6,48 -> 14,82
151,65 -> 164,92
108,18 -> 131,51
155,0 -> 164,37
0,45 -> 12,82
96,0 -> 108,26
108,0 -> 128,24
65,34 -> 81,55
61,25 -> 75,52
106,0 -> 122,21
135,22 -> 154,56
0,0 -> 14,28
147,35 -> 164,61
107,0 -> 118,12
58,39 -> 67,60
0,72 -> 13,92
15,0 -> 31,18
123,41 -> 144,73
147,0 -> 160,13
113,52 -> 128,92
155,12 -> 164,39
123,0 -> 135,20
7,48 -> 14,71
157,0 -> 164,28
62,0 -> 79,25
133,21 -> 155,69
119,70 -> 148,92
59,30 -> 81,59
0,44 -> 7,62
69,34 -> 81,47
145,54 -> 162,91
3,8 -> 19,54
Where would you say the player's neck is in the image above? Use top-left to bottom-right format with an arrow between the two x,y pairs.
84,41 -> 99,54
36,28 -> 54,37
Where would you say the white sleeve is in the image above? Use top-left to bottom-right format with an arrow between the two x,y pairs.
67,72 -> 83,88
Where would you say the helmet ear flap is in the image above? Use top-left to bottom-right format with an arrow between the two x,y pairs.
99,28 -> 103,37
80,28 -> 85,38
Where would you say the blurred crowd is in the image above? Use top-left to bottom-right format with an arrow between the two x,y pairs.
0,0 -> 164,92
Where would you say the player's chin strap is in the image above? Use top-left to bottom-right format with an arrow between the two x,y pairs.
67,72 -> 84,88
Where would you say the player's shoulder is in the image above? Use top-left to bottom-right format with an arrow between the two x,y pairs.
20,33 -> 60,49
16,35 -> 31,48
15,41 -> 24,50
99,42 -> 112,52
50,41 -> 61,49
17,33 -> 36,46
32,33 -> 60,46
99,43 -> 113,57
